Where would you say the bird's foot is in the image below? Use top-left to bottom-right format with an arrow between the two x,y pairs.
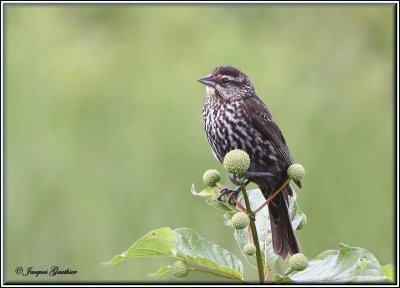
218,186 -> 242,206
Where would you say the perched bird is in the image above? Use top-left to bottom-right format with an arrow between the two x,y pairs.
198,65 -> 300,258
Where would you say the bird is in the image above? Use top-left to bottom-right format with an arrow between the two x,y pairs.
198,65 -> 300,258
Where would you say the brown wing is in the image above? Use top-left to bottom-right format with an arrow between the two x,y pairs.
243,96 -> 302,188
243,96 -> 293,165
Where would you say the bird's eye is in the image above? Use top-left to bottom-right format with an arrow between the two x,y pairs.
220,77 -> 230,84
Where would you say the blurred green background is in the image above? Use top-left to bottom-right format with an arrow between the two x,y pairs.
5,4 -> 394,283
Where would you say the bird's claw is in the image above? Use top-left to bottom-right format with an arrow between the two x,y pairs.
218,187 -> 241,206
220,171 -> 274,207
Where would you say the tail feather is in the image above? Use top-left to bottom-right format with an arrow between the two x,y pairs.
264,185 -> 300,259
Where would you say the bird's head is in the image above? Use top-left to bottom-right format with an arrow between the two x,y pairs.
197,65 -> 255,101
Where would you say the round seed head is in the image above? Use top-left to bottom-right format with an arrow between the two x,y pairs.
243,243 -> 256,256
202,169 -> 221,187
172,260 -> 189,278
231,212 -> 250,230
289,253 -> 308,271
223,149 -> 250,177
287,164 -> 305,181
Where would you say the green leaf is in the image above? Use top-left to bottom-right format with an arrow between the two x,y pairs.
192,183 -> 237,225
273,274 -> 292,283
287,243 -> 388,283
173,227 -> 243,280
205,198 -> 236,214
149,266 -> 172,277
104,227 -> 174,266
105,227 -> 243,281
222,210 -> 237,225
191,183 -> 220,197
381,264 -> 394,283
234,188 -> 302,269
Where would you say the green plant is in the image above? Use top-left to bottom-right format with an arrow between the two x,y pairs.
172,260 -> 190,278
231,212 -> 250,230
223,149 -> 250,177
287,253 -> 308,273
287,163 -> 305,181
104,150 -> 393,283
202,169 -> 221,187
243,243 -> 257,256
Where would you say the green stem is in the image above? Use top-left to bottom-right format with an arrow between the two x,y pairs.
284,267 -> 294,276
241,184 -> 264,283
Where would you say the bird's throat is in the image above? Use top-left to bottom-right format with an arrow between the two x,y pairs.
206,86 -> 227,101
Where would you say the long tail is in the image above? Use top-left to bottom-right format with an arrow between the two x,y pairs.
263,185 -> 300,259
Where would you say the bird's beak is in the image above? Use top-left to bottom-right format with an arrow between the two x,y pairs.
197,74 -> 216,87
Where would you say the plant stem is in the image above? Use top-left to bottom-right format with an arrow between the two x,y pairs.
254,178 -> 290,214
264,267 -> 271,281
229,195 -> 247,212
240,184 -> 264,283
